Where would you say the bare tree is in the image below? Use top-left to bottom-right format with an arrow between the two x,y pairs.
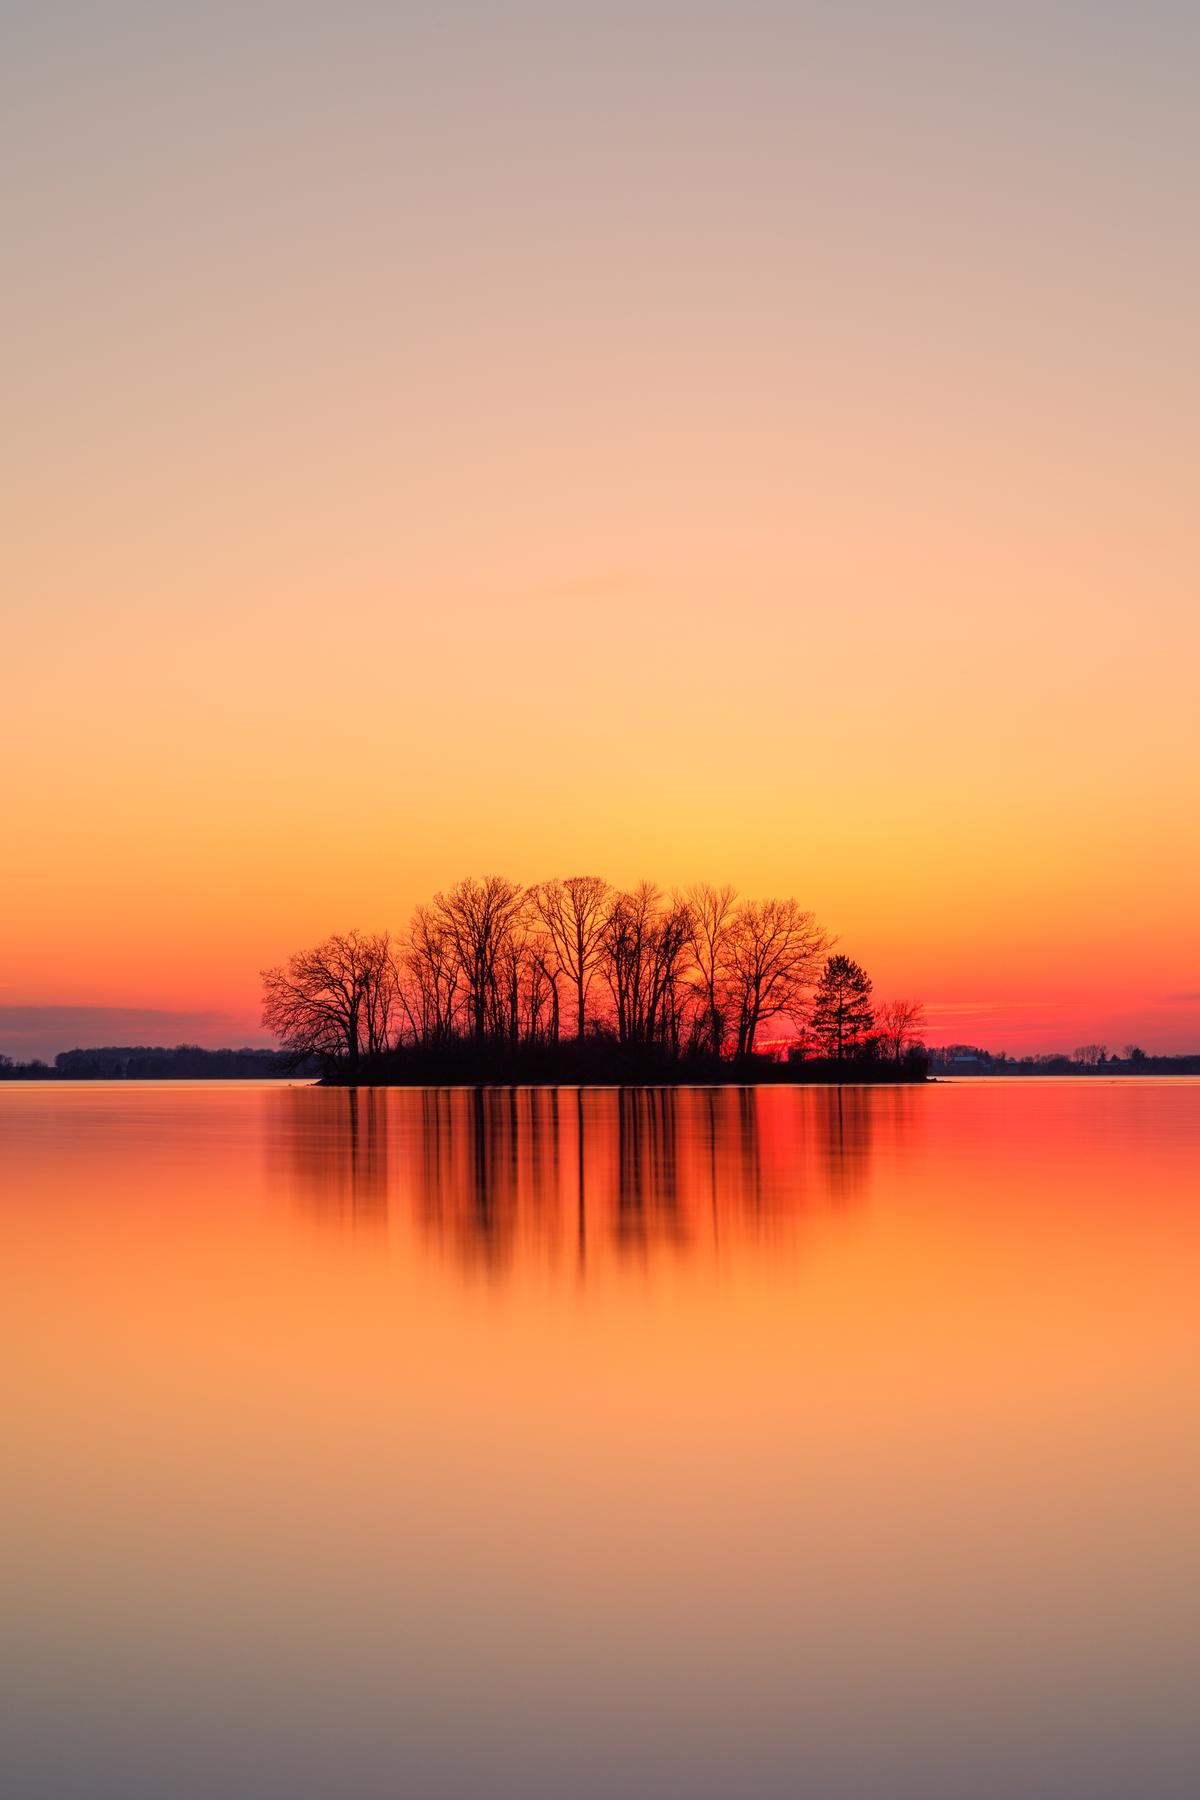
261,931 -> 398,1069
432,876 -> 525,1044
686,882 -> 738,1054
494,922 -> 526,1047
359,932 -> 401,1056
727,899 -> 830,1058
599,885 -> 651,1045
655,897 -> 701,1054
534,876 -> 610,1038
493,906 -> 560,1047
524,925 -> 562,1045
876,998 -> 926,1062
400,904 -> 463,1045
600,884 -> 695,1047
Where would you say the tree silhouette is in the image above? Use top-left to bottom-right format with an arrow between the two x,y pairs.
876,997 -> 926,1062
727,898 -> 829,1057
534,876 -> 610,1038
401,905 -> 462,1044
261,931 -> 398,1069
809,955 -> 874,1060
431,876 -> 525,1044
686,882 -> 738,1054
599,883 -> 693,1047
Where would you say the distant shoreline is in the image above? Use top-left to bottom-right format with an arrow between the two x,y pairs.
0,1047 -> 293,1082
4,1047 -> 1198,1084
2,1044 -> 925,1086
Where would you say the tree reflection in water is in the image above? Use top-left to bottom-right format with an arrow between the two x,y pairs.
271,1085 -> 922,1275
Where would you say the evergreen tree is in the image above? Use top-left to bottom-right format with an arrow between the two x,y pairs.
808,955 -> 874,1060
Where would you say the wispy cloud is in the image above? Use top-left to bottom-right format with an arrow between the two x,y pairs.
922,999 -> 1058,1016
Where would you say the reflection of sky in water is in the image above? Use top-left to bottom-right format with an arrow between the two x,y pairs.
2,1081 -> 1199,1799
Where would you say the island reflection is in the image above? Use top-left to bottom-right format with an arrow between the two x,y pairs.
268,1085 -> 920,1275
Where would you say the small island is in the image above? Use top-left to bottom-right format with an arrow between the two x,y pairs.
260,873 -> 930,1085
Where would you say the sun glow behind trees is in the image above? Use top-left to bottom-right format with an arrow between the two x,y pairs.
260,876 -> 925,1072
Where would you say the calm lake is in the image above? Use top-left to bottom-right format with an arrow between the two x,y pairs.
2,1080 -> 1198,1799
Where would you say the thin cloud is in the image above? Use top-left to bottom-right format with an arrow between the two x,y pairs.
923,999 -> 1058,1016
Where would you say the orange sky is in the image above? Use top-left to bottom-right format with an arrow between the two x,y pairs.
3,4 -> 1198,1057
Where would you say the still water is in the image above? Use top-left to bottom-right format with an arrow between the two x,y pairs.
2,1080 -> 1198,1799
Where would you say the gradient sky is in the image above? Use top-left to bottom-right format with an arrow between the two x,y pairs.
3,2 -> 1198,1058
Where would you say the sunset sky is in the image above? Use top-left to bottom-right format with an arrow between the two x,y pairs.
4,2 -> 1198,1059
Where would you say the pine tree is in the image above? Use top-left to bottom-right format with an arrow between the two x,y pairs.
808,955 -> 874,1060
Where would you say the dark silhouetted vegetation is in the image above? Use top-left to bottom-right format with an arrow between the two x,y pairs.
0,1046 -> 303,1080
807,955 -> 875,1060
0,1055 -> 57,1080
261,875 -> 930,1084
926,1045 -> 1200,1076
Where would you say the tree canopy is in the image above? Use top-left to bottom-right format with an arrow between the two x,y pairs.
807,955 -> 875,1061
260,875 -> 919,1076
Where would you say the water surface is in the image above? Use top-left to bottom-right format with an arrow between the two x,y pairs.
2,1081 -> 1198,1798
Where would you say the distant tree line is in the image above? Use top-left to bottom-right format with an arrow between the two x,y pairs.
926,1044 -> 1200,1076
260,876 -> 929,1081
0,1046 -> 298,1080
